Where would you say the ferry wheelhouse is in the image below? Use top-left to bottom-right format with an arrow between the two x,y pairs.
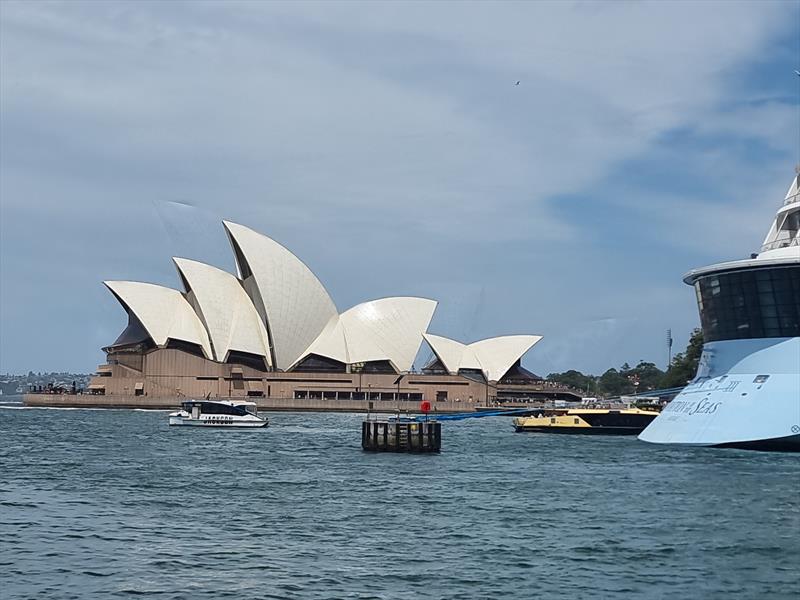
168,399 -> 269,428
640,173 -> 800,451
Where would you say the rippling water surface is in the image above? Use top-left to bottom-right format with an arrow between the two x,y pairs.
1,399 -> 798,599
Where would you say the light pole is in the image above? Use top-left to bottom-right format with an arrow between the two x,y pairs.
393,374 -> 403,402
666,328 -> 673,370
394,373 -> 405,413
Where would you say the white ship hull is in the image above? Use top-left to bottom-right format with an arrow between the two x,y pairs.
168,413 -> 268,428
640,337 -> 800,450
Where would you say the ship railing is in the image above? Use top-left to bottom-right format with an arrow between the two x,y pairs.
784,192 -> 799,207
760,237 -> 800,252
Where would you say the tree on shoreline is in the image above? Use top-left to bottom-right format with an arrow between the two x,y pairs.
546,329 -> 704,397
659,328 -> 703,388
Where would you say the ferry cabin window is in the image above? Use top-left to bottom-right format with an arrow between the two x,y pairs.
198,402 -> 247,416
695,267 -> 800,342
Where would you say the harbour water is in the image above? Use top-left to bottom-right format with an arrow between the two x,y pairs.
1,398 -> 798,599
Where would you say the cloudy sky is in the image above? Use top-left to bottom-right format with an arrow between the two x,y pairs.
1,0 -> 798,376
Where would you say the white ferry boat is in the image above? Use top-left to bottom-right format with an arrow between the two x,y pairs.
168,399 -> 269,428
640,173 -> 800,451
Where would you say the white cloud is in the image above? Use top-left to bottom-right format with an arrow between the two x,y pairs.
0,0 -> 795,373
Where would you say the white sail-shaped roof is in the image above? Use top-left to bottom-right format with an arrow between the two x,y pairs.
301,315 -> 349,364
421,333 -> 468,373
223,221 -> 338,370
296,297 -> 437,373
341,297 -> 437,371
104,280 -> 212,358
469,335 -> 543,381
423,333 -> 542,382
172,258 -> 272,364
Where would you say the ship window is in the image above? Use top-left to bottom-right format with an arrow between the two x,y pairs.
696,266 -> 800,342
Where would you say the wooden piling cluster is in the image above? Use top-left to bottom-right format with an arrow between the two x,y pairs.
361,420 -> 441,453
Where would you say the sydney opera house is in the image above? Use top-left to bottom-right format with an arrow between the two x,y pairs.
88,221 -> 579,407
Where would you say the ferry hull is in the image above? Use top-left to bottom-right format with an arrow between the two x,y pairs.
514,409 -> 657,435
639,338 -> 800,451
514,426 -> 644,435
168,415 -> 268,428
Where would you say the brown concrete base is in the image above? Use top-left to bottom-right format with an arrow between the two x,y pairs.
23,394 -> 482,414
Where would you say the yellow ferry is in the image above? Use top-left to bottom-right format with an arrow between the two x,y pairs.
513,408 -> 659,435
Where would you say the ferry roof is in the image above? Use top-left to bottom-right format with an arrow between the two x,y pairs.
182,399 -> 257,406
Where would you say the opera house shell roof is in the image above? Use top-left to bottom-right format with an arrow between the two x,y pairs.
423,333 -> 543,383
104,221 -> 540,381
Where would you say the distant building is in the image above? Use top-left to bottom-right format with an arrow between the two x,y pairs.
90,221 -> 580,404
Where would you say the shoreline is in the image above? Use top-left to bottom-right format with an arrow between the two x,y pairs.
22,393 -> 485,414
